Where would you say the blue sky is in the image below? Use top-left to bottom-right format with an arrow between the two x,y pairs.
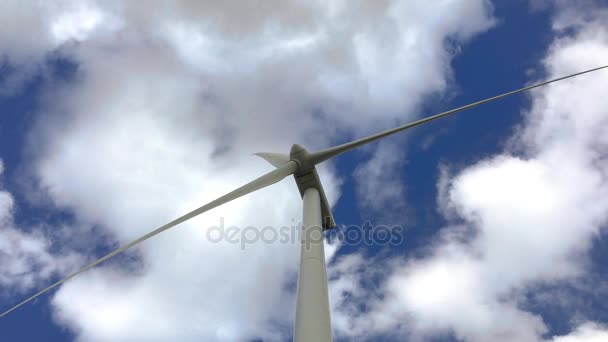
1,1 -> 608,341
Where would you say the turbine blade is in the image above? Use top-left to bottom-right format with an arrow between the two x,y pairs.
310,65 -> 608,164
0,161 -> 298,318
254,152 -> 290,168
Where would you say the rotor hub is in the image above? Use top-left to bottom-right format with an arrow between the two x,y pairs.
289,144 -> 315,175
289,144 -> 335,229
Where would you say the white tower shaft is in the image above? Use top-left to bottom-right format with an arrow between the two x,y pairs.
294,187 -> 333,342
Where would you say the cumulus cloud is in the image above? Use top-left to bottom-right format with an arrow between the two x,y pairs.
329,3 -> 608,341
552,323 -> 608,342
0,159 -> 81,292
0,1 -> 114,94
0,0 -> 496,341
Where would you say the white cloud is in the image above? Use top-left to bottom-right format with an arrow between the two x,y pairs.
354,142 -> 407,214
0,159 -> 81,292
552,323 -> 608,342
0,1 -> 117,94
329,3 -> 608,341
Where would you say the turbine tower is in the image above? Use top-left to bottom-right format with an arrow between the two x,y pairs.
1,65 -> 607,342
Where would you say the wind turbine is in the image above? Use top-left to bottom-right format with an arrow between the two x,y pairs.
1,65 -> 606,342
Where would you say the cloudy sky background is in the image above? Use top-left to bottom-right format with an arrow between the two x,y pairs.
1,1 -> 607,341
